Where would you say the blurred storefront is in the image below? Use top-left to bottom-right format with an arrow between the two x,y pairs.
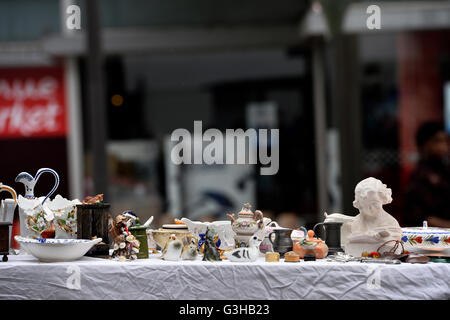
302,0 -> 450,224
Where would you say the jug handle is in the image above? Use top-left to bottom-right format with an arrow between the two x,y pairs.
34,168 -> 59,205
268,232 -> 277,245
313,223 -> 326,242
269,221 -> 280,228
298,226 -> 308,239
0,184 -> 17,205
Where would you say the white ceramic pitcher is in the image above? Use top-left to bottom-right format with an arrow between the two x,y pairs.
15,168 -> 59,248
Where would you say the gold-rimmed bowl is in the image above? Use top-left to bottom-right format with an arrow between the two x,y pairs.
147,224 -> 192,249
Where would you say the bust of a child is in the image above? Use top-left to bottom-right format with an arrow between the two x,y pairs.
344,177 -> 402,256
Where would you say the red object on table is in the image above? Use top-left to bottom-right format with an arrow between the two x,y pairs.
11,211 -> 20,249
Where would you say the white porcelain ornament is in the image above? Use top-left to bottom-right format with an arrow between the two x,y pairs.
344,177 -> 402,256
224,228 -> 265,262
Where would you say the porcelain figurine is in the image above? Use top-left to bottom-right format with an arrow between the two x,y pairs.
344,177 -> 402,257
223,227 -> 265,262
81,194 -> 104,204
109,213 -> 140,261
180,218 -> 236,251
161,234 -> 183,261
227,203 -> 265,248
202,227 -> 222,262
181,234 -> 199,260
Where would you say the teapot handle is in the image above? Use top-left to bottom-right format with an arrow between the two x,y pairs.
313,223 -> 326,242
298,226 -> 308,239
0,184 -> 17,205
34,168 -> 59,205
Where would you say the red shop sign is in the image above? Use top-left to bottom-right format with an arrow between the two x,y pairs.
0,66 -> 67,139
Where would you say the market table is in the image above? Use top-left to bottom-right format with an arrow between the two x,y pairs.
1,253 -> 449,300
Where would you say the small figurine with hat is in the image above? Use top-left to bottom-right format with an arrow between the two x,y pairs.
109,210 -> 140,261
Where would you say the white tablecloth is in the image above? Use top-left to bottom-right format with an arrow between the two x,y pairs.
0,253 -> 449,300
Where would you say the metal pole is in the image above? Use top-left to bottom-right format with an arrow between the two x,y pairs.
86,0 -> 109,199
60,0 -> 84,200
312,37 -> 328,217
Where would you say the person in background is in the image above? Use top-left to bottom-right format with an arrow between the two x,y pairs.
277,212 -> 305,230
404,121 -> 450,227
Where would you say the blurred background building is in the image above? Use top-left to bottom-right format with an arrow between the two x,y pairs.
0,0 -> 449,229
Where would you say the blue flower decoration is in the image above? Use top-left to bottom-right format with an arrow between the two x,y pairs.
426,236 -> 440,244
401,236 -> 408,243
37,238 -> 46,243
198,233 -> 206,250
198,233 -> 221,250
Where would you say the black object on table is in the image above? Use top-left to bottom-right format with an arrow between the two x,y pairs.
304,254 -> 316,261
0,222 -> 12,262
268,228 -> 293,258
76,203 -> 111,256
313,221 -> 344,255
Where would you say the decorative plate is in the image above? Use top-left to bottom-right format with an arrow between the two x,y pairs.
401,227 -> 450,251
15,236 -> 102,262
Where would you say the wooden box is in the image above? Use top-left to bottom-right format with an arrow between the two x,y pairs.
0,222 -> 12,262
76,204 -> 111,256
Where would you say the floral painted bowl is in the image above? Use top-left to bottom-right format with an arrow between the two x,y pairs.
15,236 -> 102,262
148,225 -> 192,249
401,227 -> 450,251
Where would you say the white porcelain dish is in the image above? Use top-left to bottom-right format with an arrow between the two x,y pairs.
401,227 -> 450,251
14,236 -> 102,262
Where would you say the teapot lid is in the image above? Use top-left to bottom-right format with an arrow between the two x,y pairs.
238,203 -> 254,216
306,230 -> 323,243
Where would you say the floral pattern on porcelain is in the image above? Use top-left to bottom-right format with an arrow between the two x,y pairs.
227,203 -> 264,248
15,236 -> 96,244
48,195 -> 81,238
401,227 -> 450,250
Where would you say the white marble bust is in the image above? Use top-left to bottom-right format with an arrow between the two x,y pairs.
344,177 -> 402,256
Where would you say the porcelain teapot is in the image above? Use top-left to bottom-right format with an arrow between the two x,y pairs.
293,230 -> 329,259
227,203 -> 265,248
